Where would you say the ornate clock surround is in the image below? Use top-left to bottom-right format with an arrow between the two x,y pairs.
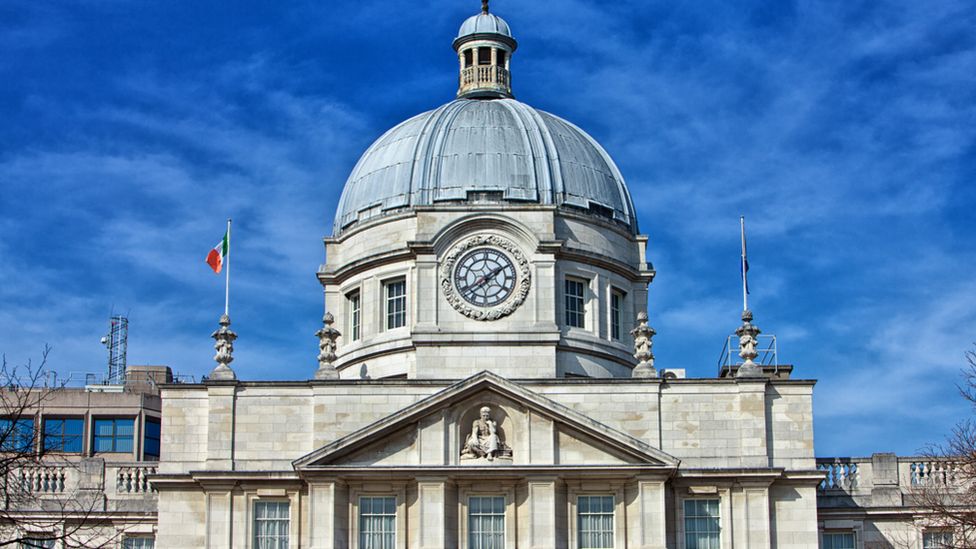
440,234 -> 531,321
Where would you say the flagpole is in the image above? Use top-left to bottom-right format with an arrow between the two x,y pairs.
740,216 -> 748,312
225,218 -> 231,317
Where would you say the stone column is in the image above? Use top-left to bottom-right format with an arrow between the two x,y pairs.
414,477 -> 456,549
205,383 -> 237,470
628,478 -> 667,549
309,480 -> 348,549
204,486 -> 235,549
523,478 -> 561,549
731,483 -> 771,549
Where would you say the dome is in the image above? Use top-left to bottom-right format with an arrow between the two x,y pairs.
457,13 -> 512,39
333,98 -> 638,235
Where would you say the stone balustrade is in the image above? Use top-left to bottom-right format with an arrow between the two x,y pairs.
816,454 -> 968,507
18,464 -> 69,494
110,462 -> 157,495
460,65 -> 510,90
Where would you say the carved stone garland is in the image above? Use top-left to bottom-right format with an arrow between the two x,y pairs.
440,234 -> 531,321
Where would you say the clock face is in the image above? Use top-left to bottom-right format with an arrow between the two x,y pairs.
453,248 -> 517,307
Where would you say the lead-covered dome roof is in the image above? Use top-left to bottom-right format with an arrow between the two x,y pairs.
333,98 -> 638,235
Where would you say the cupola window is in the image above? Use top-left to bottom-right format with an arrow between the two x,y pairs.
478,47 -> 491,65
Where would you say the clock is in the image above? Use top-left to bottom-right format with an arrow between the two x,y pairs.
440,234 -> 531,321
454,248 -> 517,307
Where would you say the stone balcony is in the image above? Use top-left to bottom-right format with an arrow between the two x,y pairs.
12,458 -> 157,513
817,453 -> 965,509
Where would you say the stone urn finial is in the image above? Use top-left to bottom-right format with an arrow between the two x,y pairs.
209,314 -> 237,381
630,311 -> 658,378
314,313 -> 341,380
735,309 -> 763,378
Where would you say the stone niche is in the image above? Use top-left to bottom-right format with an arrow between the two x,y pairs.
458,403 -> 513,465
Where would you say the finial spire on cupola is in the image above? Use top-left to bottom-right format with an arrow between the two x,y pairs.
454,1 -> 517,99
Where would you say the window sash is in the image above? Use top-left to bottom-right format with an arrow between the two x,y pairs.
386,280 -> 406,330
578,495 -> 614,548
254,501 -> 290,549
349,292 -> 362,341
43,417 -> 84,453
610,291 -> 622,340
122,536 -> 156,549
1,418 -> 35,453
683,499 -> 720,549
565,279 -> 586,328
144,419 -> 161,458
923,531 -> 952,549
20,539 -> 55,549
469,496 -> 505,549
93,418 -> 134,453
823,532 -> 855,549
359,496 -> 396,549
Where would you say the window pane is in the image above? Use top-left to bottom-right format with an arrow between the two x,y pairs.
386,280 -> 406,330
254,501 -> 290,549
360,496 -> 396,549
469,496 -> 505,549
349,292 -> 361,341
578,495 -> 614,548
684,499 -> 720,549
565,279 -> 586,328
923,531 -> 952,549
610,291 -> 622,340
123,537 -> 156,549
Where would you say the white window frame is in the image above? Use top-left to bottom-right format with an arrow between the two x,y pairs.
347,289 -> 362,341
457,484 -> 516,549
577,495 -> 616,549
252,499 -> 290,549
609,288 -> 624,341
383,278 -> 407,331
821,531 -> 856,549
358,495 -> 397,549
681,497 -> 721,549
122,535 -> 156,549
349,483 -> 407,549
564,277 -> 587,329
467,495 -> 506,549
922,530 -> 953,549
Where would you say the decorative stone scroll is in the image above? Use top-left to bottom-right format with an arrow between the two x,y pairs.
314,313 -> 341,380
460,406 -> 512,462
209,314 -> 237,381
631,311 -> 658,378
440,234 -> 531,321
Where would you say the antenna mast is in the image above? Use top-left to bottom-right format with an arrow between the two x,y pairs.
102,315 -> 129,384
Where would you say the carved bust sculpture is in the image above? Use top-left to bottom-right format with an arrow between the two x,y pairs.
461,406 -> 512,461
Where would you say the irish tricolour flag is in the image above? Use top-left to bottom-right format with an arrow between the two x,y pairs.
206,231 -> 229,274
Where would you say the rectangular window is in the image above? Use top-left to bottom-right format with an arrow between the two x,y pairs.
93,418 -> 134,454
43,417 -> 84,453
610,290 -> 623,340
684,499 -> 720,549
497,50 -> 507,67
349,291 -> 362,341
143,418 -> 161,460
478,47 -> 491,65
1,418 -> 35,453
359,496 -> 396,549
923,531 -> 952,549
822,532 -> 855,549
253,500 -> 290,549
20,540 -> 54,549
385,279 -> 407,330
469,496 -> 505,549
464,49 -> 473,68
578,495 -> 614,548
565,278 -> 586,328
123,537 -> 156,549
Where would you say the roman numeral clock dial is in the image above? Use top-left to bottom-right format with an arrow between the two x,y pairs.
454,248 -> 516,307
440,234 -> 531,321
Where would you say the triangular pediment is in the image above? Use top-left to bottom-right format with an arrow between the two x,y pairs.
293,371 -> 679,469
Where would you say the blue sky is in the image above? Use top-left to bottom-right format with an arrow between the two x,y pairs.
1,0 -> 973,457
